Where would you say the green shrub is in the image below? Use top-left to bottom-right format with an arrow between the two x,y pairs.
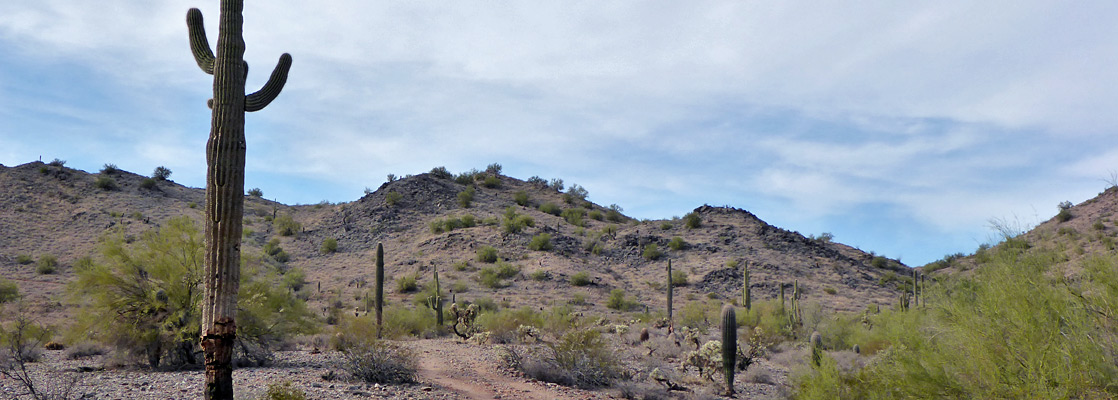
588,210 -> 603,221
482,175 -> 501,188
0,278 -> 19,303
139,178 -> 157,189
606,289 -> 637,311
683,212 -> 701,229
282,267 -> 306,291
570,271 -> 592,287
36,254 -> 58,274
642,244 -> 662,260
479,262 -> 521,289
823,286 -> 837,295
342,340 -> 418,384
429,166 -> 453,180
258,380 -> 306,400
396,274 -> 419,293
385,191 -> 402,206
529,270 -> 550,281
247,188 -> 264,197
274,214 -> 301,236
660,222 -> 673,230
668,236 -> 687,251
48,158 -> 65,167
458,187 -> 475,208
605,206 -> 624,223
561,208 -> 586,227
94,176 -> 117,190
539,202 -> 562,216
477,306 -> 544,343
514,191 -> 530,206
321,238 -> 338,254
565,184 -> 589,204
671,270 -> 688,286
451,280 -> 469,293
430,214 -> 477,234
508,329 -> 621,388
528,233 -> 553,251
100,163 -> 118,174
477,246 -> 499,263
152,166 -> 172,181
15,254 -> 33,265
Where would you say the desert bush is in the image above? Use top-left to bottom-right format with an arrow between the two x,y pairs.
429,166 -> 453,180
320,238 -> 338,254
514,191 -> 530,206
477,306 -> 544,343
642,244 -> 662,260
258,380 -> 306,400
479,262 -> 520,289
139,178 -> 157,189
36,254 -> 58,274
683,212 -> 701,229
477,246 -> 499,263
247,187 -> 264,197
430,214 -> 478,234
152,166 -> 171,181
679,300 -> 721,333
48,158 -> 66,167
668,236 -> 687,251
605,206 -> 625,223
562,208 -> 587,227
100,163 -> 118,174
606,289 -> 638,311
527,176 -> 547,187
94,175 -> 117,190
548,178 -> 564,192
528,233 -> 553,251
507,329 -> 622,388
570,271 -> 592,286
565,184 -> 589,204
482,175 -> 501,188
457,186 -> 475,208
539,202 -> 562,216
0,279 -> 18,303
396,274 -> 419,293
385,191 -> 402,206
486,163 -> 503,175
588,210 -> 603,221
529,270 -> 550,281
66,217 -> 317,368
63,342 -> 106,360
342,340 -> 418,384
502,207 -> 535,234
15,255 -> 32,265
274,214 -> 301,236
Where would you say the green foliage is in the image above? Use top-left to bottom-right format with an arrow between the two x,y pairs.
152,166 -> 172,181
570,271 -> 592,286
320,238 -> 338,254
870,256 -> 889,269
680,300 -> 723,333
528,233 -> 553,251
0,278 -> 18,303
477,246 -> 499,263
683,212 -> 701,229
502,207 -> 535,234
385,190 -> 402,206
479,262 -> 520,289
605,205 -> 625,223
274,214 -> 301,236
668,236 -> 687,251
482,175 -> 501,188
342,339 -> 418,384
67,217 -> 316,368
477,306 -> 545,343
458,186 -> 475,208
429,214 -> 477,234
606,289 -> 638,311
36,254 -> 58,274
642,244 -> 662,260
247,188 -> 264,197
258,380 -> 305,400
396,274 -> 419,293
564,184 -> 589,205
561,208 -> 587,227
139,178 -> 157,189
546,329 -> 621,388
794,247 -> 1118,399
539,202 -> 562,216
513,190 -> 530,206
529,270 -> 550,281
100,163 -> 119,174
588,210 -> 603,221
429,166 -> 453,180
94,175 -> 118,190
15,254 -> 32,265
48,158 -> 66,167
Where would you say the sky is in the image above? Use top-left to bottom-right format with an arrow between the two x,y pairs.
1,1 -> 1116,266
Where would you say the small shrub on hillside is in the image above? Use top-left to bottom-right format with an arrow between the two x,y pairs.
528,233 -> 553,251
606,289 -> 638,311
570,271 -> 592,287
642,244 -> 662,260
258,380 -> 305,400
671,270 -> 688,286
529,270 -> 550,281
0,278 -> 19,303
548,178 -> 565,192
502,210 -> 535,234
396,274 -> 419,293
668,236 -> 687,251
514,191 -> 530,207
479,262 -> 520,289
565,184 -> 589,204
870,256 -> 889,269
539,202 -> 562,216
48,158 -> 66,167
429,166 -> 453,180
527,176 -> 547,187
507,329 -> 622,388
100,163 -> 118,174
385,191 -> 402,206
482,175 -> 501,188
683,212 -> 701,229
458,186 -> 475,208
320,238 -> 338,254
36,254 -> 58,274
139,178 -> 157,189
477,246 -> 499,263
15,255 -> 33,265
152,166 -> 172,181
660,222 -> 673,230
486,163 -> 503,175
562,208 -> 587,227
274,214 -> 301,236
477,306 -> 544,343
588,210 -> 603,221
605,205 -> 624,223
430,215 -> 477,234
342,341 -> 418,384
94,175 -> 118,190
247,188 -> 264,197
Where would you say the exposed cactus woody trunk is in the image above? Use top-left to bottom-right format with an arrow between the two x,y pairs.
186,1 -> 291,398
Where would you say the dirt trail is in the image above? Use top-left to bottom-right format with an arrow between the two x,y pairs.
410,338 -> 608,400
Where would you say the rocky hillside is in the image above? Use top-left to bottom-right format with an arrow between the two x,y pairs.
0,161 -> 905,323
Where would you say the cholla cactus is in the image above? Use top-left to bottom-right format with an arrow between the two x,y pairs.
682,340 -> 723,381
450,303 -> 479,339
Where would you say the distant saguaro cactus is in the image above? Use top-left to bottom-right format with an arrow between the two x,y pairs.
721,305 -> 737,396
666,260 -> 674,333
375,243 -> 385,338
186,2 -> 292,399
742,261 -> 751,311
431,264 -> 444,327
810,331 -> 823,367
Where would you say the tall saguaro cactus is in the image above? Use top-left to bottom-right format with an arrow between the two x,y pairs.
375,243 -> 385,339
666,259 -> 674,333
721,304 -> 737,396
185,2 -> 291,399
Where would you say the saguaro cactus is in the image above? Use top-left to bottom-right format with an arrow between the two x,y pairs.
742,261 -> 751,311
810,331 -> 823,367
666,259 -> 674,333
431,264 -> 444,327
375,243 -> 385,338
186,2 -> 291,399
721,305 -> 737,396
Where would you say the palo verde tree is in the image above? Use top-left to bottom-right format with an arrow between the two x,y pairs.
186,1 -> 292,398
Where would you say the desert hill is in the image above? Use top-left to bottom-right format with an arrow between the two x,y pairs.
0,161 -> 905,324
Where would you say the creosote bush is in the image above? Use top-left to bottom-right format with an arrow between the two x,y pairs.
94,175 -> 118,190
247,188 -> 264,197
0,278 -> 18,303
539,202 -> 562,216
385,191 -> 403,206
258,380 -> 306,400
477,246 -> 499,263
152,166 -> 172,181
642,243 -> 662,260
36,255 -> 58,275
683,212 -> 701,229
458,187 -> 475,208
570,271 -> 592,287
528,233 -> 553,251
342,340 -> 418,384
274,214 -> 301,236
320,238 -> 338,254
